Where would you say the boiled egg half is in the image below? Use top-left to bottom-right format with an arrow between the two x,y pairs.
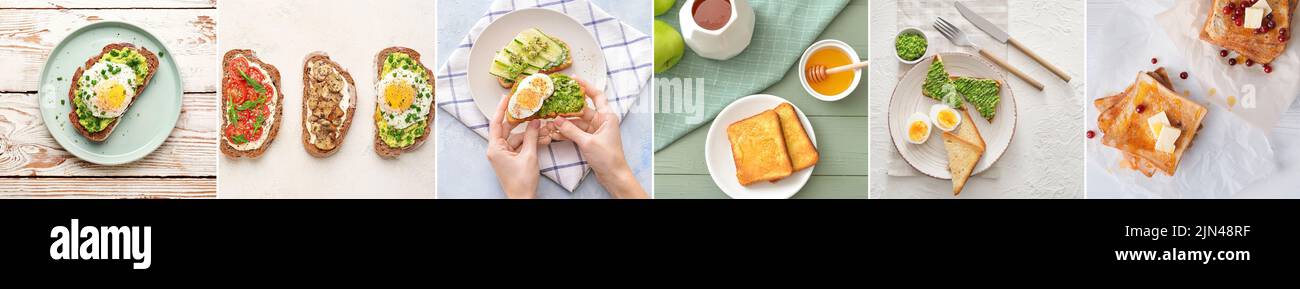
906,112 -> 932,144
929,103 -> 961,132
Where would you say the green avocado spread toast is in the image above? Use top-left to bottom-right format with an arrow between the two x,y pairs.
920,54 -> 1003,121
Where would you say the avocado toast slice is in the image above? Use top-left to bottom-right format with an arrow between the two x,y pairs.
489,28 -> 573,88
920,54 -> 1003,121
374,47 -> 434,158
505,73 -> 586,125
68,43 -> 159,142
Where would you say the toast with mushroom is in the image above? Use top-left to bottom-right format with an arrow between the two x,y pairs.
302,52 -> 357,157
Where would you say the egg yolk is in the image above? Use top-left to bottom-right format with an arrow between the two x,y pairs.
383,81 -> 416,112
97,82 -> 127,110
909,121 -> 929,141
936,110 -> 958,128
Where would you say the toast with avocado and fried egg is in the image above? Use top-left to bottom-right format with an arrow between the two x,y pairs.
505,73 -> 586,125
68,43 -> 159,142
220,49 -> 284,159
489,28 -> 573,88
374,47 -> 434,158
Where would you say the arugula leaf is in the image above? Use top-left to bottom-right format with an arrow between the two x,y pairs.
232,134 -> 248,144
239,70 -> 268,95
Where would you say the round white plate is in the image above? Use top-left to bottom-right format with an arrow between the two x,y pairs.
705,94 -> 816,199
888,52 -> 1017,179
466,8 -> 608,129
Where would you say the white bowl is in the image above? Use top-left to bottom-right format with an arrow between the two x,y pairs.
797,39 -> 862,102
895,27 -> 929,65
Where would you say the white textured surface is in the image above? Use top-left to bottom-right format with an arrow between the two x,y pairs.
217,0 -> 437,198
869,0 -> 1086,198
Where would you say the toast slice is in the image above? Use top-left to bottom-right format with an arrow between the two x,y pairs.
67,43 -> 159,142
1096,71 -> 1207,176
773,103 -> 818,171
302,52 -> 358,158
1200,0 -> 1295,64
374,47 -> 434,159
504,73 -> 587,125
941,131 -> 985,196
220,49 -> 284,159
728,110 -> 793,185
950,76 -> 1002,121
498,37 -> 574,88
950,108 -> 986,151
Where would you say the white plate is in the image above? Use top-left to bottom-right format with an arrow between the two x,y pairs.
888,52 -> 1017,179
466,8 -> 608,130
705,94 -> 816,199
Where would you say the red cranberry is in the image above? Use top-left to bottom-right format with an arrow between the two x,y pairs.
1229,58 -> 1238,65
1247,59 -> 1256,66
1220,49 -> 1230,57
1136,104 -> 1147,114
1264,64 -> 1273,73
1257,27 -> 1269,34
1151,57 -> 1159,64
1280,28 -> 1290,42
1087,130 -> 1096,139
1180,72 -> 1189,79
1266,14 -> 1277,30
1224,3 -> 1236,15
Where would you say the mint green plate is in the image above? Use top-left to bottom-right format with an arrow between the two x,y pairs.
37,21 -> 183,165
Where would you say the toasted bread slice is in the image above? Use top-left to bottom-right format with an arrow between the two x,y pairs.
950,108 -> 986,151
504,73 -> 587,125
728,110 -> 793,185
942,131 -> 985,195
67,43 -> 159,142
949,76 -> 1002,121
498,39 -> 574,88
374,47 -> 434,159
1200,0 -> 1295,64
220,49 -> 284,159
302,52 -> 357,158
773,103 -> 818,171
1096,71 -> 1207,176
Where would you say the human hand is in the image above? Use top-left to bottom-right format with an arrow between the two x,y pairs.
486,94 -> 540,199
551,78 -> 648,199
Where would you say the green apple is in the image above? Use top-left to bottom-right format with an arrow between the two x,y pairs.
655,0 -> 676,16
654,20 -> 685,73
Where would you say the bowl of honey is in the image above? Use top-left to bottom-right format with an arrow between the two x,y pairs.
798,39 -> 862,101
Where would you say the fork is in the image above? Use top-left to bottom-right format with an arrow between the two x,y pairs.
934,17 -> 1045,91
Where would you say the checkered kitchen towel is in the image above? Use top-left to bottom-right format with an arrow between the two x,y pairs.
435,0 -> 653,192
654,0 -> 849,151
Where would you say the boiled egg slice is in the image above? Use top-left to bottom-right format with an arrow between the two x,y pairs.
906,112 -> 932,144
508,73 -> 554,120
929,103 -> 961,132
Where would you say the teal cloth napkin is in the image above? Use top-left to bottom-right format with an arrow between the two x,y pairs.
654,0 -> 849,151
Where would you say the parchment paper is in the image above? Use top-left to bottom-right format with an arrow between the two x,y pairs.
1087,0 -> 1276,198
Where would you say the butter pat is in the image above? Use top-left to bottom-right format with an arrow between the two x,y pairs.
1153,124 -> 1182,153
1254,0 -> 1273,15
1245,7 -> 1265,29
1147,111 -> 1170,137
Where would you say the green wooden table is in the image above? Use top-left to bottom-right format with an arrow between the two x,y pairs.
655,0 -> 868,199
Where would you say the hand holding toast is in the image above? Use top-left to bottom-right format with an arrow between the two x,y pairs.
552,79 -> 647,199
487,94 -> 541,199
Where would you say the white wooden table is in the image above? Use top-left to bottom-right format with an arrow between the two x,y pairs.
0,0 -> 217,198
